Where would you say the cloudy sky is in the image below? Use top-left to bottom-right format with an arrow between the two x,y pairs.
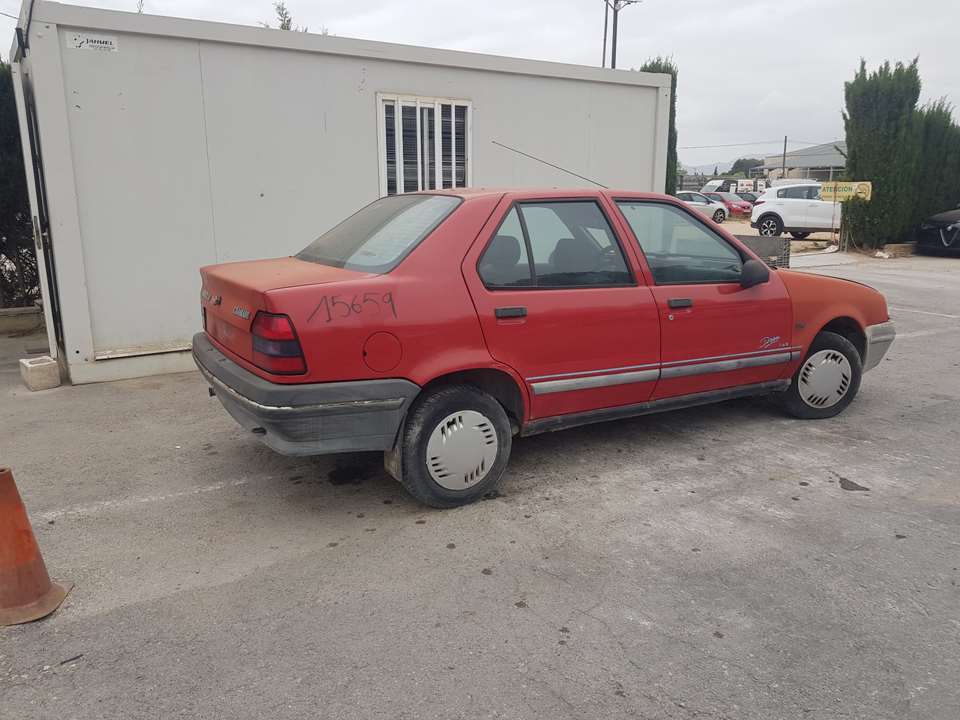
3,0 -> 957,168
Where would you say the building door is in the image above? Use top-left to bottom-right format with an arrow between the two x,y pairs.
614,200 -> 794,400
463,196 -> 661,420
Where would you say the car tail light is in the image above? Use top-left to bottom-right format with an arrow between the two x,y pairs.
251,312 -> 306,375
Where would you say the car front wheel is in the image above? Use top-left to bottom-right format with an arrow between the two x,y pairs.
778,331 -> 862,419
712,209 -> 726,223
758,215 -> 783,237
399,384 -> 512,507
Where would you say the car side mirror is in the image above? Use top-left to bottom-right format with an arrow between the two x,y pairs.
740,258 -> 770,288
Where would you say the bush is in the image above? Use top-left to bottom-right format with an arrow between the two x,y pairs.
0,60 -> 39,308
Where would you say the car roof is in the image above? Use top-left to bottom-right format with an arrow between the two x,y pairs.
416,188 -> 679,202
769,182 -> 821,190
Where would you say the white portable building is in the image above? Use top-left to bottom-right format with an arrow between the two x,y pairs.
9,1 -> 671,383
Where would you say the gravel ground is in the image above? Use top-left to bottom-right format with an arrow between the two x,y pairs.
1,255 -> 958,719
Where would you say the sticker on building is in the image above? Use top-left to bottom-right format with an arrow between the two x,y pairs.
66,32 -> 118,52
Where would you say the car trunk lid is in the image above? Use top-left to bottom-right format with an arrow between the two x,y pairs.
200,257 -> 373,364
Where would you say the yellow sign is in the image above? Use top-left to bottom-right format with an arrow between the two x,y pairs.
820,181 -> 872,202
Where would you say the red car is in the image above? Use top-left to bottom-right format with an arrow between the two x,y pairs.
194,189 -> 895,507
705,191 -> 753,216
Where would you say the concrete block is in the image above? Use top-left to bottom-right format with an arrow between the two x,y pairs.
19,356 -> 61,392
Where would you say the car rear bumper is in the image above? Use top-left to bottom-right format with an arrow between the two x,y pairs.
863,321 -> 896,372
192,333 -> 419,456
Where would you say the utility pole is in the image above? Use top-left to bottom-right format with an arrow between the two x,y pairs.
602,1 -> 609,68
781,135 -> 788,179
603,0 -> 642,70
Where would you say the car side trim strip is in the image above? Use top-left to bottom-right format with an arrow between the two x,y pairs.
527,348 -> 801,394
660,351 -> 800,379
527,361 -> 660,382
531,368 -> 660,395
659,347 -> 802,367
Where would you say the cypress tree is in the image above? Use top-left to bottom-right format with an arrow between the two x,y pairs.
843,59 -> 922,248
640,57 -> 678,195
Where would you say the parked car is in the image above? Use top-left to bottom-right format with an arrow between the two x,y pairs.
194,188 -> 895,507
915,207 -> 960,255
675,191 -> 727,223
737,192 -> 759,204
705,192 -> 753,217
750,183 -> 841,238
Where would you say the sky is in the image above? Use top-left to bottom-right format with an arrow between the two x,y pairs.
3,0 -> 958,169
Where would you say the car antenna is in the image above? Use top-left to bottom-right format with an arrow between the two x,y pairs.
491,140 -> 608,188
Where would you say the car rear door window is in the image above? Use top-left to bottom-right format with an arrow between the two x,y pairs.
778,186 -> 810,199
616,201 -> 743,285
477,207 -> 533,287
478,201 -> 632,289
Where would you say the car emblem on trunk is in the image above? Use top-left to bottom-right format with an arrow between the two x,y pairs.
233,306 -> 250,320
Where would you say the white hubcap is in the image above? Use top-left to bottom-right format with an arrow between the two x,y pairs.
798,349 -> 852,408
426,411 -> 499,490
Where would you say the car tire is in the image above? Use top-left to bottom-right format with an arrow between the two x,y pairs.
399,384 -> 512,508
712,209 -> 726,223
777,331 -> 863,420
757,215 -> 783,237
790,231 -> 811,239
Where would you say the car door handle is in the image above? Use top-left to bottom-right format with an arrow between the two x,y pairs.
668,298 -> 693,309
495,306 -> 527,319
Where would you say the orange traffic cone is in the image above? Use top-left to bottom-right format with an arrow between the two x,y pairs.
0,467 -> 72,625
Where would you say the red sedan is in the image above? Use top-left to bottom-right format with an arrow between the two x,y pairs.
194,188 -> 894,507
705,191 -> 753,216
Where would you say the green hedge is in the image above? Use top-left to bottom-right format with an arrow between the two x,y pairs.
843,59 -> 960,249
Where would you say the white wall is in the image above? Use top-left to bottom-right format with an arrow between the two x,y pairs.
15,1 -> 670,382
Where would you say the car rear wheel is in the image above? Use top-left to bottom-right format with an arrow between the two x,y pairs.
778,331 -> 862,419
790,231 -> 811,239
758,215 -> 783,237
399,384 -> 512,507
712,209 -> 726,223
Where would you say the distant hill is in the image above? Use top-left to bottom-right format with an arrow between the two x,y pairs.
682,160 -> 734,175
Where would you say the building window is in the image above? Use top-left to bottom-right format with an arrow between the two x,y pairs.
379,94 -> 471,195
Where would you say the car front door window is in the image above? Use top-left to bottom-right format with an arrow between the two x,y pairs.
615,202 -> 742,284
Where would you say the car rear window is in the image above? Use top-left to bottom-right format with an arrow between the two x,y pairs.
297,194 -> 461,272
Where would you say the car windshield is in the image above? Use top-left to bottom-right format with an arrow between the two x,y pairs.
297,194 -> 461,272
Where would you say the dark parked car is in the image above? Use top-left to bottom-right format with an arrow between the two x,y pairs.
916,208 -> 960,255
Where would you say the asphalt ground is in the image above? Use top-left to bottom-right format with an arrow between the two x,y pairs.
2,255 -> 958,719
